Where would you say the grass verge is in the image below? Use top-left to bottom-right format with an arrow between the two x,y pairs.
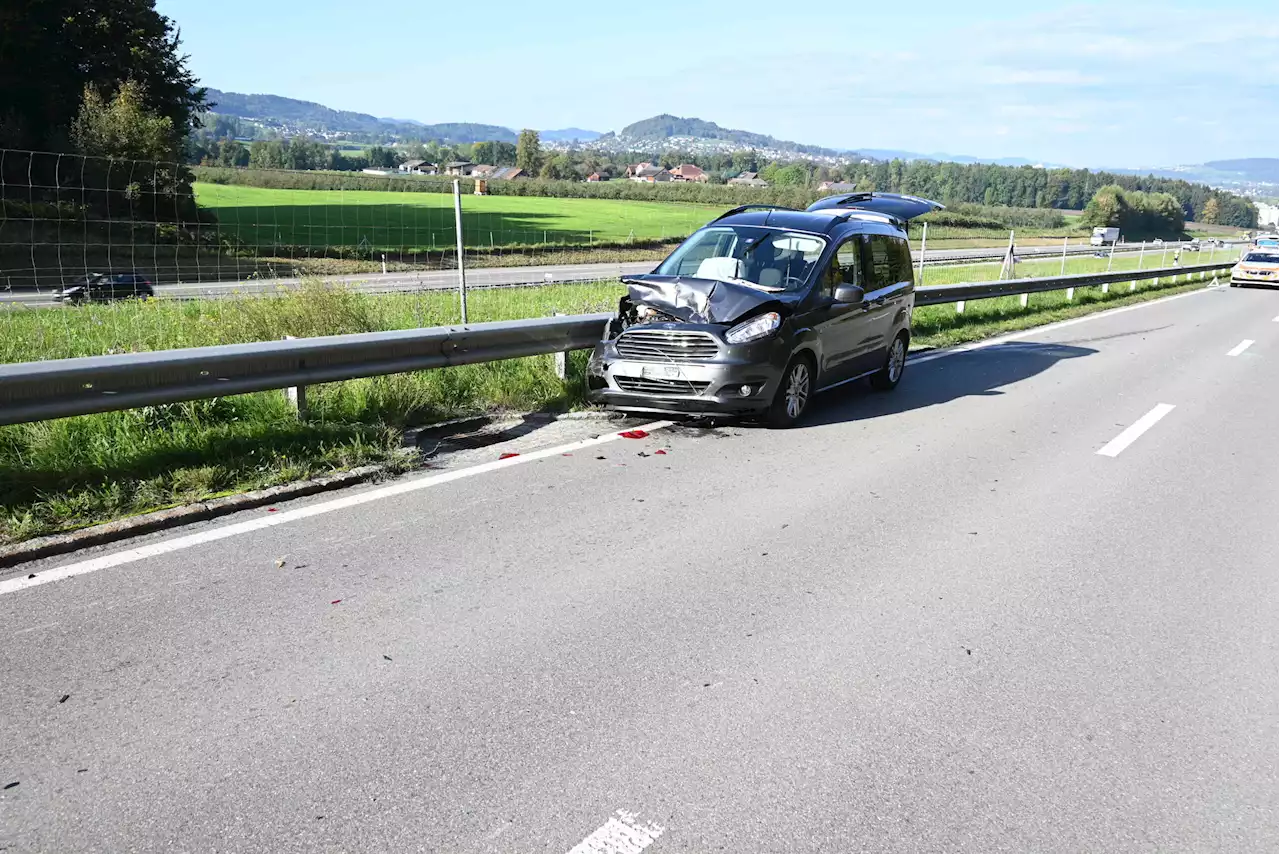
0,271 -> 1221,545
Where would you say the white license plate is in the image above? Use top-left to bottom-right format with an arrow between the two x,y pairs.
641,364 -> 685,380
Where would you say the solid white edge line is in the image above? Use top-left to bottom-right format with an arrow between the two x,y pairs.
0,420 -> 674,597
908,282 -> 1226,367
1225,339 -> 1255,357
1097,403 -> 1176,458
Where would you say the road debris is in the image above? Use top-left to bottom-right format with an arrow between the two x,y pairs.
58,694 -> 70,704
619,430 -> 649,439
499,452 -> 520,460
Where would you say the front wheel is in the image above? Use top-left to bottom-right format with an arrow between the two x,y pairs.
766,354 -> 813,428
870,333 -> 908,391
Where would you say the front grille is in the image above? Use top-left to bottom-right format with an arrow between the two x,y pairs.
614,375 -> 711,396
616,329 -> 719,362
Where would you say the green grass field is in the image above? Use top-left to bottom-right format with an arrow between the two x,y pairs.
192,182 -> 1095,255
193,182 -> 724,251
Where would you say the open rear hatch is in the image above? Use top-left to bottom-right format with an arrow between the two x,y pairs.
805,192 -> 944,221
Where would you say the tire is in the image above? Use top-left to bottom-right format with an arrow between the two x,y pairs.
871,333 -> 908,391
766,353 -> 814,428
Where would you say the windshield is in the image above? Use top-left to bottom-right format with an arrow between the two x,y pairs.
1243,252 -> 1278,264
655,226 -> 828,292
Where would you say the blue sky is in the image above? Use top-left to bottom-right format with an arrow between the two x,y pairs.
158,0 -> 1278,169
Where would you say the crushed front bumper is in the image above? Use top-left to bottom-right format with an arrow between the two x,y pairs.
586,324 -> 790,416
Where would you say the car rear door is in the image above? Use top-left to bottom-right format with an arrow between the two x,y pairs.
849,235 -> 913,375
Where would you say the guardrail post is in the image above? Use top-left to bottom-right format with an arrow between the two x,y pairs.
1060,236 -> 1069,276
917,222 -> 928,287
282,335 -> 308,419
553,312 -> 568,380
956,300 -> 965,314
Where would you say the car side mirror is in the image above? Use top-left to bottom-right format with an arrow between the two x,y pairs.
833,284 -> 865,305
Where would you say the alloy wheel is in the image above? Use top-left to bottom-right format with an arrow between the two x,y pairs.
785,362 -> 810,419
887,337 -> 906,383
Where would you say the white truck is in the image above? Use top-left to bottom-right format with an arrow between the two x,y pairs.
1090,227 -> 1120,246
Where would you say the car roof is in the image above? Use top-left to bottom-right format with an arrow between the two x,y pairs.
710,209 -> 909,240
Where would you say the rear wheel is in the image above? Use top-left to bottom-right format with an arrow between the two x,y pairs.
766,354 -> 813,428
870,333 -> 908,391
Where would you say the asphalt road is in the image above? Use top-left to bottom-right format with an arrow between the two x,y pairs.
0,242 -> 1206,308
1,284 -> 1275,853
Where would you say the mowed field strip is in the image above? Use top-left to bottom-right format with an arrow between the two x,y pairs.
192,182 -> 723,250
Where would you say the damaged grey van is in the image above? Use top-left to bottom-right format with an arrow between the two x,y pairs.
586,192 -> 943,427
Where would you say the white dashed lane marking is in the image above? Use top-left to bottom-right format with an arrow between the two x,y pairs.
566,811 -> 665,854
1226,339 -> 1255,357
1097,403 -> 1176,458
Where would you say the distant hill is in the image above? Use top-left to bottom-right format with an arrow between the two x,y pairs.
609,114 -> 850,158
541,128 -> 602,142
203,88 -> 516,143
1202,158 -> 1279,184
1108,157 -> 1278,194
206,89 -> 386,133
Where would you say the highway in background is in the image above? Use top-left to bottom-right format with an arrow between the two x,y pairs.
0,241 -> 1217,308
1,284 -> 1274,853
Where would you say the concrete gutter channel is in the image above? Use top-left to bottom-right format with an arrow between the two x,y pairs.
0,410 -> 629,571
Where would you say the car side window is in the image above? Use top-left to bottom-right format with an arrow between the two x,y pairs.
893,238 -> 914,287
864,235 -> 913,290
823,238 -> 861,294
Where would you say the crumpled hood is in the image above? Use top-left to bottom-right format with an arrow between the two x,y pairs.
622,275 -> 801,324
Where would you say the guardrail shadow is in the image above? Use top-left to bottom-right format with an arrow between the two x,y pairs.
802,340 -> 1097,428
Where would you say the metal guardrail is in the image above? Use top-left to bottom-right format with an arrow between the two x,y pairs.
0,261 -> 1236,427
914,260 -> 1234,306
0,314 -> 610,426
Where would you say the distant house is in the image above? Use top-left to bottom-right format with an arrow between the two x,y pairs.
670,164 -> 708,183
444,161 -> 475,176
398,160 -> 437,175
626,162 -> 673,182
470,164 -> 498,178
489,166 -> 525,180
628,163 -> 673,183
728,171 -> 769,188
586,172 -> 604,182
818,181 -> 859,193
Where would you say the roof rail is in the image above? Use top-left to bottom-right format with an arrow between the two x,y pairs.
713,204 -> 800,222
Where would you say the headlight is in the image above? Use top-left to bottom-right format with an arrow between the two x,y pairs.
725,311 -> 781,344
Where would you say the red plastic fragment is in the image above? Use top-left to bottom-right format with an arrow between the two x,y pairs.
654,449 -> 668,455
619,430 -> 649,439
499,452 -> 520,460
330,599 -> 342,605
266,507 -> 278,512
